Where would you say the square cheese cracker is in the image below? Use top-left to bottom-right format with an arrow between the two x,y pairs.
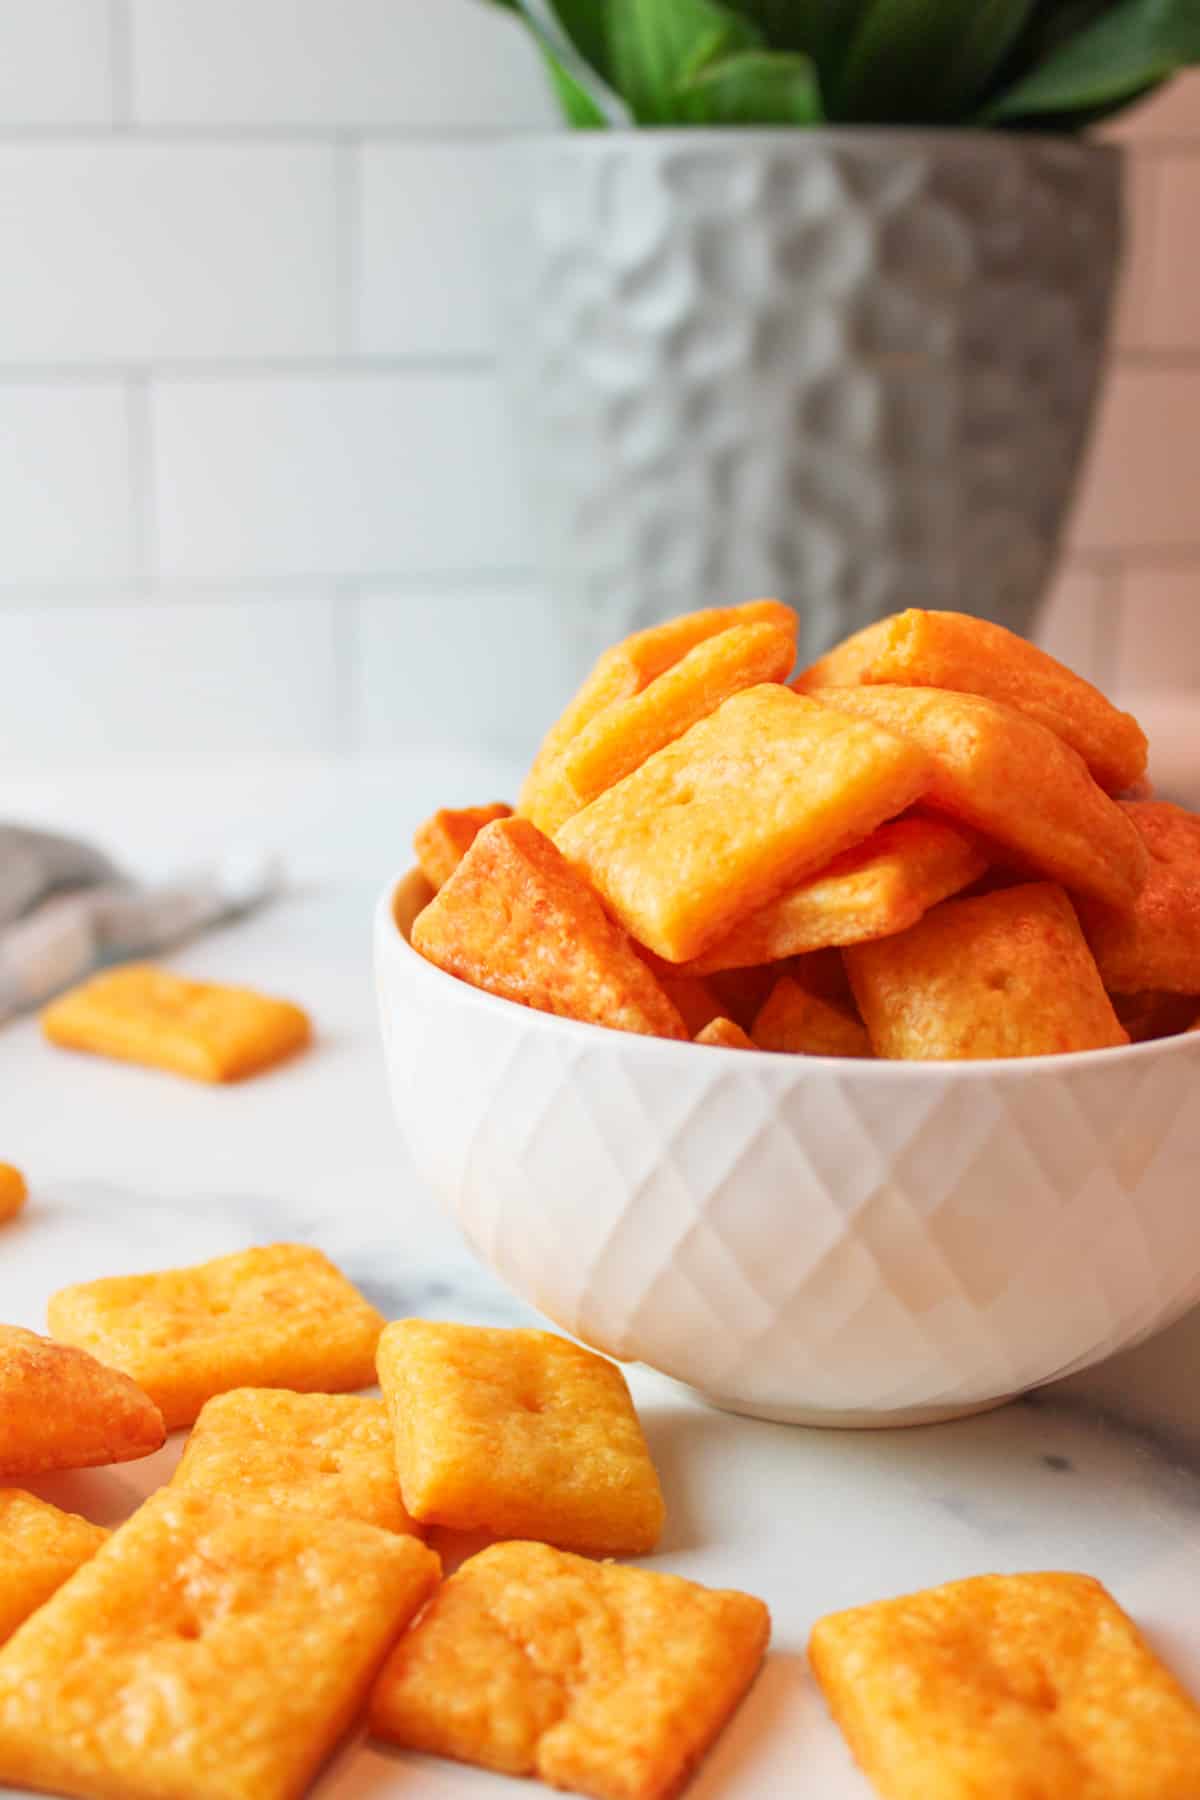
377,1321 -> 665,1555
0,1325 -> 163,1478
48,1244 -> 385,1430
0,1487 -> 441,1800
753,975 -> 872,1058
369,1539 -> 769,1800
172,1389 -> 420,1535
557,684 -> 932,964
413,803 -> 512,891
1075,802 -> 1200,994
809,1571 -> 1200,1800
0,1167 -> 25,1225
42,964 -> 310,1083
0,1490 -> 107,1646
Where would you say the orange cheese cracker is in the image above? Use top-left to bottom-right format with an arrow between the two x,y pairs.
1075,802 -> 1200,994
0,1491 -> 107,1646
1112,989 -> 1199,1043
412,816 -> 687,1039
377,1320 -> 665,1555
0,1487 -> 440,1800
519,600 -> 796,835
753,975 -> 872,1058
172,1390 -> 420,1535
557,617 -> 797,818
0,1168 -> 25,1225
815,686 -> 1147,909
413,802 -> 512,891
686,814 -> 987,973
796,607 -> 1148,794
41,963 -> 310,1083
809,1571 -> 1200,1800
557,684 -> 932,964
369,1539 -> 769,1800
48,1243 -> 385,1431
845,883 -> 1128,1060
695,1016 -> 755,1049
0,1325 -> 164,1477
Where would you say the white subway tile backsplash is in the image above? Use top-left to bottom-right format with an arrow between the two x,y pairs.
0,384 -> 133,582
0,593 -> 342,756
355,582 -> 576,757
1069,367 -> 1200,552
0,144 -> 338,363
130,0 -> 556,129
151,373 -> 533,581
356,142 -> 505,357
1111,155 -> 1159,351
1033,566 -> 1113,691
1142,155 -> 1200,350
0,0 -> 113,125
1113,564 -> 1200,693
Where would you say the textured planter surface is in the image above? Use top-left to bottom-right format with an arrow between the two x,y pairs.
496,130 -> 1122,668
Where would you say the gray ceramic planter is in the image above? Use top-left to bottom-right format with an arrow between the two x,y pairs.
495,129 -> 1123,669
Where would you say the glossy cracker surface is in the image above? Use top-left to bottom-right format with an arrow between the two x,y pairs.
376,1321 -> 665,1555
48,1244 -> 385,1430
0,1325 -> 163,1477
173,1390 -> 420,1535
557,684 -> 932,963
412,816 -> 687,1038
42,964 -> 310,1083
0,1488 -> 441,1800
809,1571 -> 1200,1800
369,1540 -> 770,1800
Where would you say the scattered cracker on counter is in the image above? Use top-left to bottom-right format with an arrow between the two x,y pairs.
557,684 -> 932,964
377,1321 -> 665,1555
795,607 -> 1148,795
1075,801 -> 1200,995
694,1016 -> 756,1049
172,1390 -> 421,1535
845,883 -> 1129,1061
809,1571 -> 1200,1800
0,1491 -> 107,1646
753,975 -> 872,1058
0,1168 -> 25,1226
47,1244 -> 385,1430
0,1324 -> 164,1477
413,803 -> 512,891
369,1539 -> 770,1800
41,963 -> 311,1083
412,816 -> 688,1040
0,1488 -> 441,1800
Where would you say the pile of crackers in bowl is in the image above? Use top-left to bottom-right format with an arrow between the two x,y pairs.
0,1239 -> 1199,1800
411,604 -> 1200,1060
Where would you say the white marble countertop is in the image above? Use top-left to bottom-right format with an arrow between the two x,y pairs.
2,746 -> 1200,1798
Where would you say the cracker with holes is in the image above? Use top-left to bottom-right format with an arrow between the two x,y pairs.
48,1244 -> 384,1431
815,686 -> 1147,909
686,814 -> 987,973
0,1169 -> 24,1226
695,1016 -> 755,1049
753,975 -> 871,1058
376,1321 -> 665,1555
796,607 -> 1148,795
520,600 -> 796,836
0,1491 -> 107,1646
0,1324 -> 164,1477
413,803 -> 512,891
0,1488 -> 440,1800
42,964 -> 311,1083
172,1390 -> 420,1535
809,1571 -> 1200,1800
557,685 -> 932,964
412,817 -> 687,1039
845,882 -> 1127,1061
1075,802 -> 1200,994
557,617 -> 797,818
369,1540 -> 769,1800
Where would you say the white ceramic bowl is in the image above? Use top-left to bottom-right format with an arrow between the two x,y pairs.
377,869 -> 1200,1428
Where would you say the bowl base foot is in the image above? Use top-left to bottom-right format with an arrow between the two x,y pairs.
689,1388 -> 1017,1430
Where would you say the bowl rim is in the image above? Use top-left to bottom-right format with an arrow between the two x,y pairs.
378,868 -> 1200,1080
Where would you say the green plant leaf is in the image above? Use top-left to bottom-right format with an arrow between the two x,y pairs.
986,0 -> 1200,121
543,46 -> 613,124
678,47 -> 824,120
609,0 -> 763,122
834,0 -> 1040,121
